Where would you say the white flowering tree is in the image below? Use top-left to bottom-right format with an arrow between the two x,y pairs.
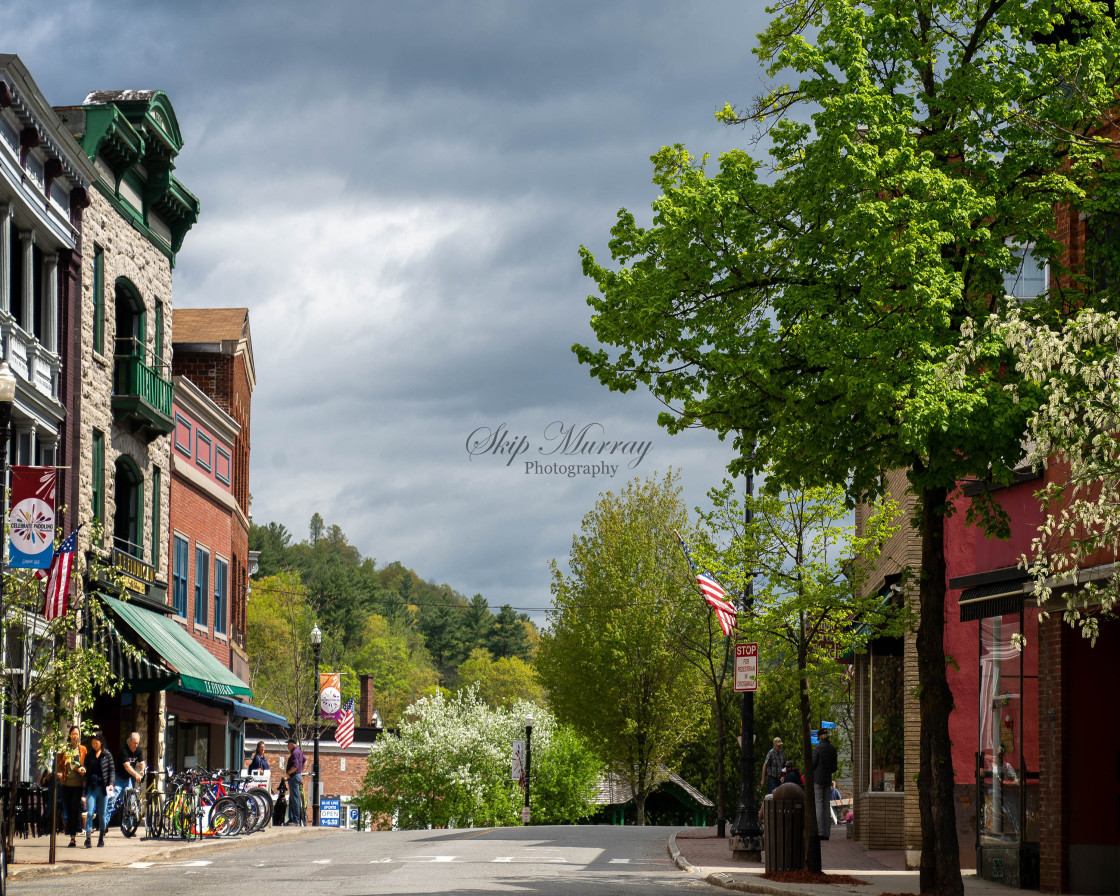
953,307 -> 1120,643
356,689 -> 601,829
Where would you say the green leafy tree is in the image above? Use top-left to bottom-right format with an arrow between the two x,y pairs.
246,572 -> 318,741
455,648 -> 546,708
538,470 -> 710,824
574,5 -> 1120,890
701,482 -> 900,841
5,524 -> 120,860
348,614 -> 439,725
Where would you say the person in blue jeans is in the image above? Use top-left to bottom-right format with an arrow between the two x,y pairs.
83,732 -> 115,847
285,738 -> 305,825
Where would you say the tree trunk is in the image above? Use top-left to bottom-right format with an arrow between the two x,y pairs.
797,617 -> 820,870
635,791 -> 646,825
916,484 -> 964,896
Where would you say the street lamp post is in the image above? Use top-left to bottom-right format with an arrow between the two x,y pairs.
311,624 -> 322,827
523,714 -> 533,825
730,456 -> 764,859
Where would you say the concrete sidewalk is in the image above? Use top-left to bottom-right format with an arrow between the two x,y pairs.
7,822 -> 321,878
670,824 -> 1020,896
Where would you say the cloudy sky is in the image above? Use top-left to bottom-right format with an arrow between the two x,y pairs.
14,1 -> 775,624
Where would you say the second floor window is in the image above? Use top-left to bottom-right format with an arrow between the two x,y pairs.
91,430 -> 104,531
172,536 -> 189,617
214,559 -> 227,635
194,548 -> 209,626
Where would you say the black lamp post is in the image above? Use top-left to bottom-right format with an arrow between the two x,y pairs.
730,458 -> 764,859
311,623 -> 321,827
523,714 -> 533,825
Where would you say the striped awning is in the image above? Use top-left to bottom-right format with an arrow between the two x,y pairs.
89,604 -> 177,693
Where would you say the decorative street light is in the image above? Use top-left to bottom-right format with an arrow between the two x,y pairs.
523,713 -> 533,825
311,623 -> 322,827
729,452 -> 764,859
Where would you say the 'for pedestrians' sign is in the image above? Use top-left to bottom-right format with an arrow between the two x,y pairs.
734,643 -> 758,692
320,797 -> 341,827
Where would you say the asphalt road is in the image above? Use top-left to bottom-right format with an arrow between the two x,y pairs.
13,826 -> 712,895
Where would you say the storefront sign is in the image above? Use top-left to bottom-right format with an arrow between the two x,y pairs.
320,797 -> 341,827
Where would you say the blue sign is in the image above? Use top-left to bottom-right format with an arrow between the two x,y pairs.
821,720 -> 836,729
320,797 -> 341,828
348,806 -> 359,822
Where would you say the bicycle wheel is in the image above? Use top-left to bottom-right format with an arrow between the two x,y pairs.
120,790 -> 142,838
236,792 -> 263,834
209,797 -> 244,837
244,792 -> 269,833
248,788 -> 273,831
145,792 -> 164,839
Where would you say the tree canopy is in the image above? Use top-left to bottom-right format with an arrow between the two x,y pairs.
537,470 -> 711,824
574,3 -> 1120,889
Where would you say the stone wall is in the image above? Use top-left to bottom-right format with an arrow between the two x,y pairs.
76,186 -> 173,585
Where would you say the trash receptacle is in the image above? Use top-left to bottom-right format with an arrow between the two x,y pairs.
763,782 -> 804,873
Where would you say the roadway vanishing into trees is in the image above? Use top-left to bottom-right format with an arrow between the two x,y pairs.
14,825 -> 710,895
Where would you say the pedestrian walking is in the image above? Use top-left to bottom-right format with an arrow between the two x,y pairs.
56,726 -> 86,848
83,731 -> 115,848
285,737 -> 305,825
760,737 -> 786,795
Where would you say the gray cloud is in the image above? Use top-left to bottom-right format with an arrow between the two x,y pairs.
12,0 -> 770,625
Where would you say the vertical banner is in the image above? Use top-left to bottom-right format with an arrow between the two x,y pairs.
319,671 -> 342,721
9,466 -> 56,569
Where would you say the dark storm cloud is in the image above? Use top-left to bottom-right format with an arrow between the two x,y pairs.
9,0 -> 772,619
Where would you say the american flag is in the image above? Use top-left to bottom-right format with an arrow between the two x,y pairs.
674,530 -> 737,637
42,527 -> 81,621
334,698 -> 355,749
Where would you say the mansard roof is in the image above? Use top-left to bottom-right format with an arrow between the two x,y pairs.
55,87 -> 199,260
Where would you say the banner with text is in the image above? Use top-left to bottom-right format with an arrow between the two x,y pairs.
9,466 -> 56,570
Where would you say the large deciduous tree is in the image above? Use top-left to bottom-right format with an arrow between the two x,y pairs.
537,470 -> 710,824
574,4 -> 1120,890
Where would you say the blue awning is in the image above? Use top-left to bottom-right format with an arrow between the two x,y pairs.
226,700 -> 288,726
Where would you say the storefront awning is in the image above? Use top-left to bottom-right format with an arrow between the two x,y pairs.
222,699 -> 288,726
89,610 -> 178,694
102,594 -> 253,699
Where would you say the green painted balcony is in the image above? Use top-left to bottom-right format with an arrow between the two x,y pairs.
113,354 -> 174,440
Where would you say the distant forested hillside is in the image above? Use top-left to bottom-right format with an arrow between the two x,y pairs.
248,514 -> 540,728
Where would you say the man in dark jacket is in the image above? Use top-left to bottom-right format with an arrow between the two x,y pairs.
812,727 -> 838,839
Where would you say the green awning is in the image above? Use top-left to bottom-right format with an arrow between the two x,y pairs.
102,594 -> 252,699
89,611 -> 178,694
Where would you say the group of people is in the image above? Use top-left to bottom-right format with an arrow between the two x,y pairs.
55,727 -> 145,848
246,737 -> 306,826
760,728 -> 841,838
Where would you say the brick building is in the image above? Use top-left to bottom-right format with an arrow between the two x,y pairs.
852,220 -> 1120,891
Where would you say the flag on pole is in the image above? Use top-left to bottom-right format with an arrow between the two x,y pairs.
674,530 -> 738,637
334,698 -> 355,749
42,527 -> 81,621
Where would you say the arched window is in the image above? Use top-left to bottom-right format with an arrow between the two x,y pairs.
113,456 -> 144,559
114,278 -> 146,362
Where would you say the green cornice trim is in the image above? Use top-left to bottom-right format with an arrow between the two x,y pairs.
93,180 -> 178,267
77,105 -> 142,180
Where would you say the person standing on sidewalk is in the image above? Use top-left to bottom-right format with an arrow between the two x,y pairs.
760,737 -> 785,794
56,726 -> 86,847
83,732 -> 115,848
285,737 -> 305,825
812,727 -> 838,840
